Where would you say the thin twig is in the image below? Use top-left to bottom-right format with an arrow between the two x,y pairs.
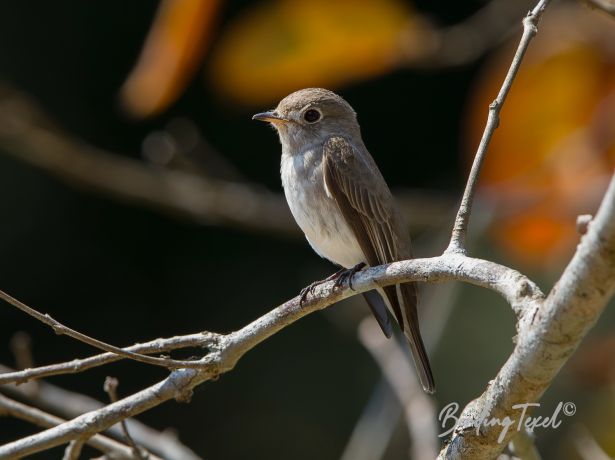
104,377 -> 149,460
0,333 -> 213,385
0,289 -> 219,370
445,0 -> 552,254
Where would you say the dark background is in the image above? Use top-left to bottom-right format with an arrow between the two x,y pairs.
0,1 -> 612,459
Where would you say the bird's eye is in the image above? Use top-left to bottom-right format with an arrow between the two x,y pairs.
303,109 -> 321,123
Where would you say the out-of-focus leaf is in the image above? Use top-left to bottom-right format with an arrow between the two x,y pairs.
121,0 -> 221,118
208,0 -> 424,106
465,4 -> 615,269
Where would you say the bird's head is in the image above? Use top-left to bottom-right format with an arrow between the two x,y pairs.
253,88 -> 360,152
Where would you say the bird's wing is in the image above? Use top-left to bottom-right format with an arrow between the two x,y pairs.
322,137 -> 406,314
323,136 -> 435,393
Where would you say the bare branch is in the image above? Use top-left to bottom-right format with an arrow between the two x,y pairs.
0,252 -> 543,457
440,171 -> 615,458
0,393 -> 152,459
0,289 -> 221,370
1,252 -> 544,379
0,333 -> 212,385
0,368 -> 205,458
577,214 -> 593,235
445,0 -> 552,254
1,364 -> 201,459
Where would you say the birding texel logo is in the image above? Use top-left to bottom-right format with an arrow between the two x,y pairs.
438,401 -> 577,442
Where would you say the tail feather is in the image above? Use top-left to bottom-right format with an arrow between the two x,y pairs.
382,282 -> 435,394
362,290 -> 393,338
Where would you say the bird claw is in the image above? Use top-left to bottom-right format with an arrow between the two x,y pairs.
299,281 -> 320,306
299,263 -> 366,306
333,262 -> 366,291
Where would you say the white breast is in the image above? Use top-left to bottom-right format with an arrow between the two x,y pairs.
281,148 -> 366,268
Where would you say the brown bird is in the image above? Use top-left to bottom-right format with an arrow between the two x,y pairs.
254,88 -> 435,393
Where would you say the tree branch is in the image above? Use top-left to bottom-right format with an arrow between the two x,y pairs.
1,254 -> 544,377
445,0 -> 552,254
0,393 -> 154,459
0,252 -> 543,457
0,289 -> 221,370
0,368 -> 205,458
0,333 -> 213,385
439,171 -> 615,458
1,364 -> 201,459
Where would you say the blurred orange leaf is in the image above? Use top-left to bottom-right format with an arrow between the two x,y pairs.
208,0 -> 422,106
121,0 -> 221,118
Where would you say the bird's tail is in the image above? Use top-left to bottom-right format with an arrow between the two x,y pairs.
382,283 -> 435,394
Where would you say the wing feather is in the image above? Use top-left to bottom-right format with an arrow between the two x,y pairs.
322,136 -> 435,393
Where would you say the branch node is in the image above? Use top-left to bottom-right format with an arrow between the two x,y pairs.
443,244 -> 467,256
175,387 -> 194,404
523,14 -> 539,35
577,214 -> 593,235
518,280 -> 532,298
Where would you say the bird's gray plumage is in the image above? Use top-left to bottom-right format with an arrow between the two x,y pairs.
254,88 -> 435,393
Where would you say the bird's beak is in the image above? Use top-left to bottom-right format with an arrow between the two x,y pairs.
252,111 -> 287,124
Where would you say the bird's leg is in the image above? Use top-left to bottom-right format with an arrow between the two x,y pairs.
333,262 -> 367,291
299,267 -> 353,305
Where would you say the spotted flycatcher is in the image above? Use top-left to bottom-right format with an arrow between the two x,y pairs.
254,88 -> 435,393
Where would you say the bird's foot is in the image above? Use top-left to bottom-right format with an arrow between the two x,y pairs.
299,280 -> 322,306
333,262 -> 366,291
299,265 -> 364,305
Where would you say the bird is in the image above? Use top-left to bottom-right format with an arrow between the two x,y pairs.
253,88 -> 435,393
